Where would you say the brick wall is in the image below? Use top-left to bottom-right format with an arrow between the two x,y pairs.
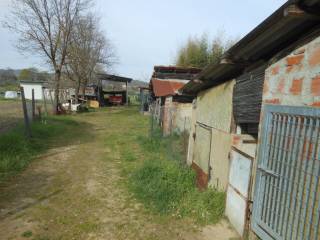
263,36 -> 320,106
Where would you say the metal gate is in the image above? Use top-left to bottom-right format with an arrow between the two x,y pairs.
252,105 -> 320,240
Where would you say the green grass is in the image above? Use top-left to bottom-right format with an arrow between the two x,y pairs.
21,230 -> 33,238
0,116 -> 87,182
114,116 -> 225,225
131,134 -> 225,224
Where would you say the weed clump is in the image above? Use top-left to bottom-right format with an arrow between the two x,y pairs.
128,132 -> 225,225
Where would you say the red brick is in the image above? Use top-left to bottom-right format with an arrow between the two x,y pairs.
277,78 -> 285,93
309,47 -> 320,67
286,65 -> 294,73
311,76 -> 320,96
264,98 -> 281,104
286,55 -> 304,66
311,102 -> 320,107
290,78 -> 303,95
271,65 -> 280,75
232,135 -> 241,146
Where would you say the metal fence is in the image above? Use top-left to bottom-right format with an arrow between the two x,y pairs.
0,87 -> 51,136
149,102 -> 191,165
252,105 -> 320,240
149,102 -> 192,137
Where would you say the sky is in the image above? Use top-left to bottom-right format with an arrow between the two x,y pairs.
0,0 -> 287,81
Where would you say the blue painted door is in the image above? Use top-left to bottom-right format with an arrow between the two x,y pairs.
252,105 -> 320,240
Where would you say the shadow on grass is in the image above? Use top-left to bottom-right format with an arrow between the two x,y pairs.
0,116 -> 94,182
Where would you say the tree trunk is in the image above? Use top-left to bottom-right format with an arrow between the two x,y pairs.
75,81 -> 80,104
53,70 -> 61,114
82,82 -> 86,101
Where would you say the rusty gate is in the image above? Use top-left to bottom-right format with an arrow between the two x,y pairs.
252,105 -> 320,240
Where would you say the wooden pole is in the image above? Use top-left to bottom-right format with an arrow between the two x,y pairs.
20,87 -> 31,138
49,90 -> 54,113
140,88 -> 143,112
126,81 -> 129,106
32,88 -> 35,120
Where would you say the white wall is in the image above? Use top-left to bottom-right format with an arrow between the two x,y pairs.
20,83 -> 43,100
226,150 -> 252,236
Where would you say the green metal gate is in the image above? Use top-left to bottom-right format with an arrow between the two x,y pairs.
252,105 -> 320,240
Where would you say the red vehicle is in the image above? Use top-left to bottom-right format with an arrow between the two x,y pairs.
109,95 -> 123,105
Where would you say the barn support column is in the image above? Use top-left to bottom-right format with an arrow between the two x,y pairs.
126,81 -> 129,105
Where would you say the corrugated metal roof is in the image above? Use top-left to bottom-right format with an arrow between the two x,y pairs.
152,66 -> 202,80
181,0 -> 320,95
153,66 -> 202,74
97,74 -> 132,83
151,79 -> 187,97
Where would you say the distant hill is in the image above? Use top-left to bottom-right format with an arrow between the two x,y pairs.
0,68 -> 149,94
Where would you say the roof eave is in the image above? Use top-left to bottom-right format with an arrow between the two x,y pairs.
182,0 -> 320,95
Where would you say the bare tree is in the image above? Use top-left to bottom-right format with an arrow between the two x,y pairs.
4,0 -> 91,114
66,14 -> 114,103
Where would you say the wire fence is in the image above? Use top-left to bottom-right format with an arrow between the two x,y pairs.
149,102 -> 192,165
0,87 -> 52,135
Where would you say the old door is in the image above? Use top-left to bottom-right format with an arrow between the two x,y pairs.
193,122 -> 212,188
252,105 -> 320,240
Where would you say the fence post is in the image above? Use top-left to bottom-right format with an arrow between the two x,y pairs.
32,88 -> 35,120
150,104 -> 154,138
42,87 -> 48,117
49,90 -> 54,113
20,87 -> 31,138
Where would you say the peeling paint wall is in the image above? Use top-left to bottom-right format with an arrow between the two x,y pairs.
187,100 -> 197,166
162,97 -> 173,136
263,36 -> 320,106
162,97 -> 193,136
172,102 -> 192,134
197,81 -> 235,131
210,129 -> 232,190
190,80 -> 235,190
226,150 -> 253,236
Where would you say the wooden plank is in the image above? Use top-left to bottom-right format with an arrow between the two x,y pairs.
20,87 -> 31,138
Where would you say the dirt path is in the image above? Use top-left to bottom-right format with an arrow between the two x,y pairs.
0,108 -> 239,240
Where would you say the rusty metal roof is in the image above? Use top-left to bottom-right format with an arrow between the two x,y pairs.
151,79 -> 187,97
153,66 -> 202,74
97,73 -> 132,83
152,66 -> 202,80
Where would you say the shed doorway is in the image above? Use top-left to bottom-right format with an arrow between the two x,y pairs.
252,105 -> 320,240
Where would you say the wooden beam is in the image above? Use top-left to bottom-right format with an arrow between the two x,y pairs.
284,4 -> 306,17
126,81 -> 129,105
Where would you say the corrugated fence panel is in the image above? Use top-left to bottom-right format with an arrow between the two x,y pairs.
233,66 -> 266,124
